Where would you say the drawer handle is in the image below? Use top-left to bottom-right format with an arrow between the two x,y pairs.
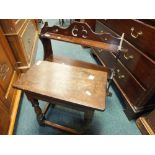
98,49 -> 103,53
124,51 -> 134,60
131,27 -> 143,39
116,69 -> 125,79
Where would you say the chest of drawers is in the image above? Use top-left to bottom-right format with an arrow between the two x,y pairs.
0,20 -> 38,69
92,20 -> 155,119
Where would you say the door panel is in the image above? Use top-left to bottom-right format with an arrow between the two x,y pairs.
0,43 -> 14,92
0,99 -> 10,134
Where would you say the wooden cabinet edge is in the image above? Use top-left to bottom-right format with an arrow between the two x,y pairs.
7,71 -> 22,135
8,90 -> 21,135
6,34 -> 38,134
6,36 -> 28,66
18,20 -> 38,69
30,33 -> 39,65
2,20 -> 29,36
136,117 -> 155,135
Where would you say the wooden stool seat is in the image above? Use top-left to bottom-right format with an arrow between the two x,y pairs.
14,60 -> 107,110
13,60 -> 107,134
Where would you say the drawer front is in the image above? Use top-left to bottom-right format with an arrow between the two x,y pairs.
96,20 -> 117,36
99,19 -> 155,60
115,61 -> 146,106
119,42 -> 155,90
93,48 -> 116,68
93,47 -> 146,106
21,21 -> 37,61
0,44 -> 14,92
96,20 -> 155,90
0,43 -> 15,111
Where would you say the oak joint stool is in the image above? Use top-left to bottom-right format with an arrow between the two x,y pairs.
13,21 -> 125,134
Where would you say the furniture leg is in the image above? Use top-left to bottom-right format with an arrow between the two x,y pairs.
83,109 -> 94,131
51,103 -> 56,108
42,103 -> 55,116
59,19 -> 64,26
43,103 -> 51,115
26,94 -> 45,126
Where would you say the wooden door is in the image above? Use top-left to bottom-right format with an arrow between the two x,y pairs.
0,99 -> 10,134
0,26 -> 17,134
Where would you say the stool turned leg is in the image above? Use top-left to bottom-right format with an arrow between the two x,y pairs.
83,110 -> 94,132
50,103 -> 55,108
43,103 -> 55,116
26,95 -> 45,126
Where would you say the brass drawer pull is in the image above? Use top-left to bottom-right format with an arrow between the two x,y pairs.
130,27 -> 143,39
98,49 -> 103,53
124,51 -> 134,60
118,74 -> 125,79
116,69 -> 125,79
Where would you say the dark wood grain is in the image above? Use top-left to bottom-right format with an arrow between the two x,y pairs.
99,19 -> 155,60
12,20 -> 121,133
119,42 -> 155,90
92,20 -> 155,119
43,120 -> 80,134
46,54 -> 110,73
75,20 -> 96,31
40,33 -> 119,53
41,21 -> 120,45
92,48 -> 146,106
13,60 -> 107,134
39,21 -> 122,58
95,20 -> 155,90
14,61 -> 107,111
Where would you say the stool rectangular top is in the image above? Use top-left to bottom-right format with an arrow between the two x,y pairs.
13,61 -> 107,111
